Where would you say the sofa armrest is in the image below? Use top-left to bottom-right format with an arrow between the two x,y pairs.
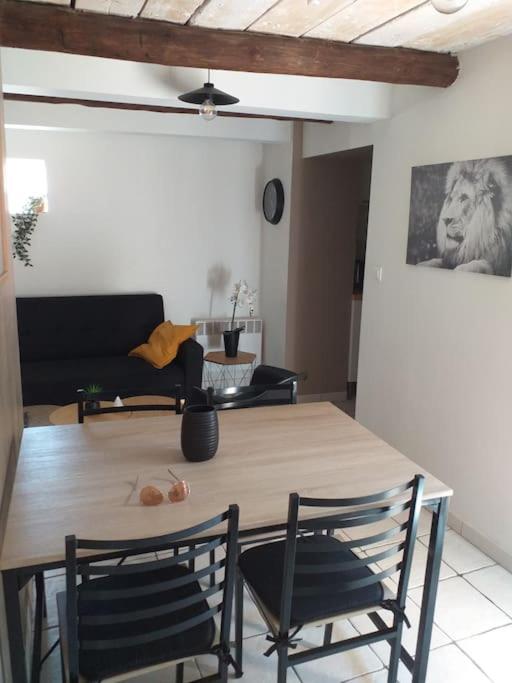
176,337 -> 204,400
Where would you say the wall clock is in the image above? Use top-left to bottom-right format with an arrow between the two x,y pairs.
263,178 -> 285,225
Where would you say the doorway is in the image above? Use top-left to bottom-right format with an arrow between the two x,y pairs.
286,145 -> 373,417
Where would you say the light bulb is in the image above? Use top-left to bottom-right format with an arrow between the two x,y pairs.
199,98 -> 217,121
431,0 -> 468,13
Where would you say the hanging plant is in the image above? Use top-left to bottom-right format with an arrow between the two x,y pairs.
11,196 -> 45,267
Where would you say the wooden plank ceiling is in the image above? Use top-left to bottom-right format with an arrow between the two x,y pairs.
20,0 -> 512,53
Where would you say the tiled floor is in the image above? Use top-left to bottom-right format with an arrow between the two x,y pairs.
35,510 -> 512,683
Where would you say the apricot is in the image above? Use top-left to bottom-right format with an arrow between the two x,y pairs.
168,480 -> 190,503
139,485 -> 164,506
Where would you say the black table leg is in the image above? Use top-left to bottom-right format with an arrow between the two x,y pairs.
31,573 -> 45,683
412,497 -> 449,683
2,569 -> 28,683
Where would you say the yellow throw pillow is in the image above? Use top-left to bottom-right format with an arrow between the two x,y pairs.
129,321 -> 198,369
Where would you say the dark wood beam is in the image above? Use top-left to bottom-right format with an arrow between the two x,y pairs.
0,1 -> 459,88
3,92 -> 332,124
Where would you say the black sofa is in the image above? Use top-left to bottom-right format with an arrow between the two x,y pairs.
16,294 -> 203,406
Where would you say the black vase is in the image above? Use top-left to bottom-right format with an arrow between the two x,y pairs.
223,328 -> 242,358
181,405 -> 219,462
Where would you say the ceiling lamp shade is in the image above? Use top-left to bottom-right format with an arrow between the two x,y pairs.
178,72 -> 239,121
178,82 -> 240,107
431,0 -> 468,13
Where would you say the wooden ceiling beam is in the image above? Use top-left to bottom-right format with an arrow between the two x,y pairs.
0,1 -> 459,87
3,92 -> 333,124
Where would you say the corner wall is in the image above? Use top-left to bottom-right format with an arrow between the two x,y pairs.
7,127 -> 264,324
303,35 -> 512,566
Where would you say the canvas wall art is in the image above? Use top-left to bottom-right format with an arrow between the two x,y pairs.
406,154 -> 512,277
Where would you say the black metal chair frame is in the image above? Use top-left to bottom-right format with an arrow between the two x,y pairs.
59,506 -> 239,683
235,476 -> 425,683
200,380 -> 298,411
77,385 -> 184,423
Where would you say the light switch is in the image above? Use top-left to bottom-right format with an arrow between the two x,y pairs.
375,266 -> 383,282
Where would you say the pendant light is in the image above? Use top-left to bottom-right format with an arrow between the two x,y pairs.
178,69 -> 239,121
431,0 -> 468,13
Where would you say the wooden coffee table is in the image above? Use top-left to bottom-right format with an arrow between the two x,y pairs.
49,395 -> 174,425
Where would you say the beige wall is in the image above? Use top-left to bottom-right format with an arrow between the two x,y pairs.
303,35 -> 512,568
0,59 -> 24,683
286,147 -> 369,395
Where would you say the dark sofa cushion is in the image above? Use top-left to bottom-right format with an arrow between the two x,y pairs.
239,535 -> 384,627
21,355 -> 184,406
17,294 -> 164,362
57,563 -> 215,681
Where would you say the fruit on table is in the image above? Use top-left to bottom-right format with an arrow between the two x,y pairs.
169,480 -> 191,503
140,485 -> 164,506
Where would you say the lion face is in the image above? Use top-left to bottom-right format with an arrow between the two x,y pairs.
436,159 -> 512,275
437,174 -> 479,262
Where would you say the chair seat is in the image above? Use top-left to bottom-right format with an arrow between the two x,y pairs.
58,563 -> 215,681
239,534 -> 384,627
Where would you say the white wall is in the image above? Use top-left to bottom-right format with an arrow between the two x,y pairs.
259,139 -> 294,367
7,127 -> 263,323
303,35 -> 512,565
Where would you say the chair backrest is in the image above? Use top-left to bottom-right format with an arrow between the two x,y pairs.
200,381 -> 298,410
77,385 -> 184,423
64,505 -> 239,682
250,364 -> 299,386
278,476 -> 425,633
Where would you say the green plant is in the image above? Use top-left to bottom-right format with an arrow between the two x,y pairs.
11,196 -> 45,267
84,384 -> 103,394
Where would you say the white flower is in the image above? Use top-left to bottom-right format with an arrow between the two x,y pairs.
229,280 -> 256,322
245,288 -> 257,305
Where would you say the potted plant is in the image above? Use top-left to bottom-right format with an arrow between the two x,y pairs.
223,280 -> 257,357
83,384 -> 103,410
11,196 -> 45,267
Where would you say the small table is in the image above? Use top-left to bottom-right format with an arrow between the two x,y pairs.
49,395 -> 174,425
204,351 -> 256,389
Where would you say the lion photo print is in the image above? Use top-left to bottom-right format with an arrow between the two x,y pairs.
406,155 -> 512,277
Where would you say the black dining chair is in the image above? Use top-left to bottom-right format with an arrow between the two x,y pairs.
76,385 -> 184,423
235,476 -> 425,682
191,381 -> 298,411
249,364 -> 301,386
191,363 -> 304,410
57,506 -> 239,683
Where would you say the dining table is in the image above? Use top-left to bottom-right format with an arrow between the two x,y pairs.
0,401 -> 452,683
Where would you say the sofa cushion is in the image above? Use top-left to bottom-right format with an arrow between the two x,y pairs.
21,355 -> 184,406
239,534 -> 384,627
17,294 -> 165,362
129,322 -> 198,369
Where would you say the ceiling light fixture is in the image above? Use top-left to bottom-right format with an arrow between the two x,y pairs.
178,69 -> 239,121
431,0 -> 468,14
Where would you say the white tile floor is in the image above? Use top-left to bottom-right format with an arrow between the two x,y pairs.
35,511 -> 512,683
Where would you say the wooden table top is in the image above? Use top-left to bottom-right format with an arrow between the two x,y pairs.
49,395 -> 175,425
205,351 -> 256,366
0,402 -> 452,571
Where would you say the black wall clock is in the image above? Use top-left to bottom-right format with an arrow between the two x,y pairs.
263,178 -> 285,225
